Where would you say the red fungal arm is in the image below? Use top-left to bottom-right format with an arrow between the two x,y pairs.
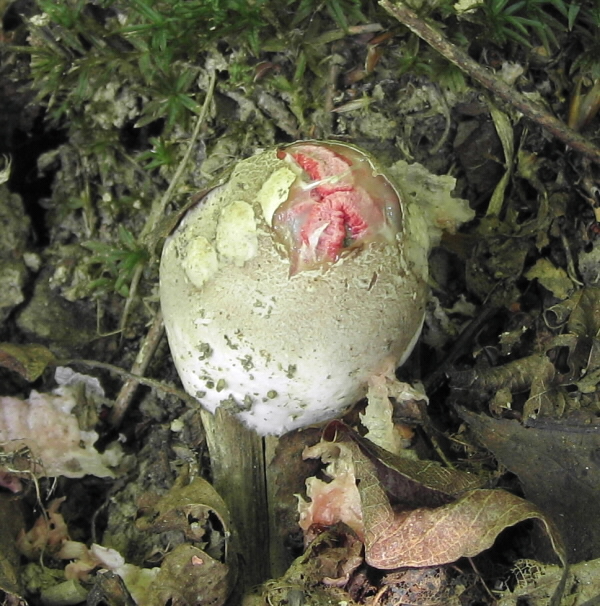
273,142 -> 402,274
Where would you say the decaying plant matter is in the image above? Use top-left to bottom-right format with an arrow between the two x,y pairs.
3,0 -> 600,604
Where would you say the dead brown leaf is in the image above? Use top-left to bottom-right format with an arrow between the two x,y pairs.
0,342 -> 56,382
136,475 -> 232,564
304,424 -> 566,573
146,544 -> 232,606
459,406 -> 600,562
324,421 -> 485,507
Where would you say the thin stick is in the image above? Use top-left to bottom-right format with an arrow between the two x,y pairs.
106,70 -> 217,426
379,0 -> 600,167
141,69 -> 217,243
109,308 -> 166,427
63,357 -> 196,408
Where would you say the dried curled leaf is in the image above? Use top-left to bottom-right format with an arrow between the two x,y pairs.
450,353 -> 555,394
0,390 -> 122,479
487,103 -> 514,217
0,342 -> 56,382
301,424 -> 565,575
459,406 -> 600,562
525,258 -> 574,300
363,484 -> 564,569
449,352 -> 563,421
567,287 -> 600,337
136,476 -> 233,565
324,421 -> 486,501
299,423 -> 486,545
545,288 -> 600,395
451,289 -> 600,422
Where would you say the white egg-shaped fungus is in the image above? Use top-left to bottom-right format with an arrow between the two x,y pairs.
160,141 -> 461,435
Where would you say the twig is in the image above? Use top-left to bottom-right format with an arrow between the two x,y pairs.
118,262 -> 145,341
141,69 -> 217,244
63,356 -> 197,409
379,0 -> 600,167
106,70 -> 218,426
424,303 -> 499,393
109,308 -> 167,427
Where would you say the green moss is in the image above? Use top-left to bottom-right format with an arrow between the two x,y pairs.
82,225 -> 149,297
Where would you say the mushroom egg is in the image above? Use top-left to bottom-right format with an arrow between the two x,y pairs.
159,141 -> 429,435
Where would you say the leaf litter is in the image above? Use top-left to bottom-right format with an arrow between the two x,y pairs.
3,0 -> 600,604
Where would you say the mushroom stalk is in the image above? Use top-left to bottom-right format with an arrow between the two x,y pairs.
199,408 -> 270,590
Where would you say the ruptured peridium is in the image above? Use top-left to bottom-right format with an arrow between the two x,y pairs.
270,141 -> 403,275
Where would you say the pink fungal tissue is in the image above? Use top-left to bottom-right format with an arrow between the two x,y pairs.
273,142 -> 403,274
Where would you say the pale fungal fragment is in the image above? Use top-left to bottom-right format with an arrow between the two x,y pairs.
215,200 -> 258,266
256,166 -> 297,226
180,235 -> 218,290
0,381 -> 123,479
